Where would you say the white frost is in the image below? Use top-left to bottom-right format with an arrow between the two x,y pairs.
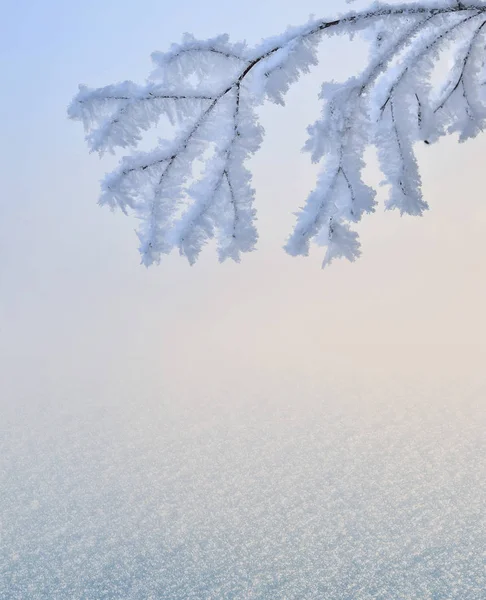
69,1 -> 486,267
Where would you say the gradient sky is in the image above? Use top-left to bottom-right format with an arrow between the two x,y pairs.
0,1 -> 485,597
1,0 -> 484,395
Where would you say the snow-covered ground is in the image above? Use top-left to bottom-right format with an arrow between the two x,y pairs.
1,363 -> 484,599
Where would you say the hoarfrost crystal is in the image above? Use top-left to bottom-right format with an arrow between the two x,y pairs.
69,2 -> 486,267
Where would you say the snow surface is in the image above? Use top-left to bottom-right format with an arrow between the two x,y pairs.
1,374 -> 484,599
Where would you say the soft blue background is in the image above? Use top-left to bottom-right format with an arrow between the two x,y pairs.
0,1 -> 484,598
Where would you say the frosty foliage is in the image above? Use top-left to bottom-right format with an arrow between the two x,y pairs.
69,2 -> 486,267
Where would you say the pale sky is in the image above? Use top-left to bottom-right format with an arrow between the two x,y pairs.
1,0 -> 484,396
0,1 -> 484,598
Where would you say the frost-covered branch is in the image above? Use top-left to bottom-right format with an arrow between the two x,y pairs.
69,2 -> 486,267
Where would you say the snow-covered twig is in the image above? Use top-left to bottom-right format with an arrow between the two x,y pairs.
70,2 -> 486,267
